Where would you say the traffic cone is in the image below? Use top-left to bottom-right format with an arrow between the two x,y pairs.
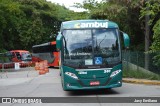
44,60 -> 49,73
35,62 -> 39,71
39,70 -> 46,75
39,61 -> 46,75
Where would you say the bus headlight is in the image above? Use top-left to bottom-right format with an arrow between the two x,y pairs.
65,72 -> 78,79
110,69 -> 121,77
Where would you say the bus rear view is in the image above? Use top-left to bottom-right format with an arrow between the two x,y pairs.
56,20 -> 130,90
32,41 -> 59,67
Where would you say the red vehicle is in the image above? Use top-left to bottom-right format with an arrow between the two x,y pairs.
32,41 -> 59,67
10,50 -> 32,62
0,50 -> 32,69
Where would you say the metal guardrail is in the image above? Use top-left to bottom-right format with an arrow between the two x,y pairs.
0,63 -> 38,79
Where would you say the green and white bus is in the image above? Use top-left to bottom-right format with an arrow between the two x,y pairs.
56,20 -> 130,90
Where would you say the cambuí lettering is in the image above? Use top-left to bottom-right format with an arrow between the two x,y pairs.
80,22 -> 108,28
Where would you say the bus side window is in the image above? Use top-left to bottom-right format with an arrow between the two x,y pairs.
12,52 -> 15,58
16,52 -> 21,60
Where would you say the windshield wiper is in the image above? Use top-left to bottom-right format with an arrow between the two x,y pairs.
94,34 -> 107,53
98,34 -> 106,47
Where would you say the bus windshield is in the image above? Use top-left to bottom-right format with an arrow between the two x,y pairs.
21,52 -> 32,61
63,28 -> 121,69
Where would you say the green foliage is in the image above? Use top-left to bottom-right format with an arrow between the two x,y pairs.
0,0 -> 22,50
140,0 -> 160,66
150,20 -> 160,66
0,0 -> 78,51
140,0 -> 160,25
123,69 -> 160,80
15,0 -> 62,49
150,20 -> 160,51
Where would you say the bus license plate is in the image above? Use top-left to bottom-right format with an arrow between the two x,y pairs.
90,81 -> 100,86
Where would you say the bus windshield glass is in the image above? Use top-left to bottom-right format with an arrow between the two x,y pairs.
62,28 -> 121,69
21,52 -> 32,61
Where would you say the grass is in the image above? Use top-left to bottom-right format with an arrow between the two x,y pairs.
123,69 -> 160,81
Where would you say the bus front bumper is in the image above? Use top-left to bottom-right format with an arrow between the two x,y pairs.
62,73 -> 122,90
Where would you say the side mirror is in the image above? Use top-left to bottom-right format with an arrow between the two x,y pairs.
56,32 -> 63,51
122,32 -> 130,49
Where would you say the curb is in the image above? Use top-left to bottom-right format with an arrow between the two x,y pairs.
122,78 -> 160,85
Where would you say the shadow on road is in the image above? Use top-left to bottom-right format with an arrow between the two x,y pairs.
49,67 -> 59,69
67,88 -> 119,96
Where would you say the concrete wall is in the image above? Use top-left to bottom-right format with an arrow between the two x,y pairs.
123,61 -> 155,75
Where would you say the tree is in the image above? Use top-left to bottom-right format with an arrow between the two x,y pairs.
0,0 -> 75,51
140,0 -> 160,66
0,0 -> 23,51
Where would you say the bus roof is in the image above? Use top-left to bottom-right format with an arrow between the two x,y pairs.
10,50 -> 29,53
32,42 -> 50,48
61,20 -> 119,29
32,41 -> 56,48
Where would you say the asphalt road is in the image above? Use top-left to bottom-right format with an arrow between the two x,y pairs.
0,68 -> 160,106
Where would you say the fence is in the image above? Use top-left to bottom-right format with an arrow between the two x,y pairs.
122,50 -> 160,75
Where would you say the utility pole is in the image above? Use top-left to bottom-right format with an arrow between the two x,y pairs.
145,0 -> 150,70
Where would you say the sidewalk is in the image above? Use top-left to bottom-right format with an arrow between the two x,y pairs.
123,78 -> 160,85
0,67 -> 39,86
